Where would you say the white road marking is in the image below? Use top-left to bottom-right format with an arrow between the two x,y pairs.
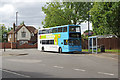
74,69 -> 86,72
6,59 -> 42,63
53,66 -> 64,69
58,54 -> 71,56
98,72 -> 114,76
111,58 -> 117,60
2,69 -> 31,78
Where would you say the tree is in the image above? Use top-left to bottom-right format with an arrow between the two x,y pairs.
8,27 -> 13,32
42,2 -> 93,28
90,2 -> 120,38
0,24 -> 8,42
20,21 -> 25,26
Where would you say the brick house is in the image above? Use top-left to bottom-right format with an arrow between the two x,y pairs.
83,31 -> 93,36
8,23 -> 37,45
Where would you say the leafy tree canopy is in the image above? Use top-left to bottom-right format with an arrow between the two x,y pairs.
90,2 -> 120,38
0,24 -> 8,42
20,21 -> 25,26
42,2 -> 93,28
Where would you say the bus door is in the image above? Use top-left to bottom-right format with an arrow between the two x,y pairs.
62,39 -> 68,52
58,38 -> 64,48
39,40 -> 42,50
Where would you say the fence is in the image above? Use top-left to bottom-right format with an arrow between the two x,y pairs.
0,42 -> 37,49
82,38 -> 120,49
0,38 -> 119,49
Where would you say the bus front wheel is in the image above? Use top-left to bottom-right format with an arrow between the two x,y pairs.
59,47 -> 62,53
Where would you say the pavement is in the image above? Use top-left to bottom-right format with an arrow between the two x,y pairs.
1,49 -> 118,78
0,49 -> 118,60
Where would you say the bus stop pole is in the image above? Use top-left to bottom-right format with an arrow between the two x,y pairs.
92,38 -> 93,53
96,38 -> 97,54
4,40 -> 5,52
88,38 -> 90,53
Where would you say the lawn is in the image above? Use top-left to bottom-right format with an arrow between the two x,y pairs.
82,49 -> 119,53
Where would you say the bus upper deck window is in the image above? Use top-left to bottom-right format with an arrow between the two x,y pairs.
76,27 -> 80,32
49,29 -> 52,33
69,26 -> 75,32
39,30 -> 42,34
42,30 -> 47,34
46,30 -> 49,33
58,27 -> 62,32
63,27 -> 67,32
69,26 -> 80,32
52,28 -> 58,33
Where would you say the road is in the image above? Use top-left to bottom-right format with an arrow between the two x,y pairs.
1,49 -> 118,78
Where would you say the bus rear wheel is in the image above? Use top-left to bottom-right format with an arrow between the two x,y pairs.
42,47 -> 44,51
59,48 -> 62,53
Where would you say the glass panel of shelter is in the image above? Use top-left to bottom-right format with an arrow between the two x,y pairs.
88,37 -> 98,54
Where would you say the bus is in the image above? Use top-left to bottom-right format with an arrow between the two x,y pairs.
38,25 -> 82,53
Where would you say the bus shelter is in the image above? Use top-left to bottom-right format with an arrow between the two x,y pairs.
88,35 -> 107,54
88,36 -> 98,54
88,35 -> 117,54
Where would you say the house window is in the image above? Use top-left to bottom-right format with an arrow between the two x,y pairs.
31,33 -> 34,36
21,32 -> 26,38
9,34 -> 11,38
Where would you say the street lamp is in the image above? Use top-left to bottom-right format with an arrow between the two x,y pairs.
16,11 -> 18,27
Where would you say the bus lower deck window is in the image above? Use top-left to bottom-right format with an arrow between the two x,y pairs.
49,40 -> 54,44
42,40 -> 54,45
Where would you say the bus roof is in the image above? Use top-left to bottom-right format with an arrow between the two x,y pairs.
39,28 -> 50,30
49,25 -> 80,29
39,25 -> 80,30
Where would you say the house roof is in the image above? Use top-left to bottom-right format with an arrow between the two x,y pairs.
8,25 -> 36,34
26,26 -> 36,33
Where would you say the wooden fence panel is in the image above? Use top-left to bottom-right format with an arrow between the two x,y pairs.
82,38 -> 120,49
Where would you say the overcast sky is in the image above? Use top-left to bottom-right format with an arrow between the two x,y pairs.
0,0 -> 92,34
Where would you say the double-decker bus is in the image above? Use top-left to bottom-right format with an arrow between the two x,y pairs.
38,25 -> 82,53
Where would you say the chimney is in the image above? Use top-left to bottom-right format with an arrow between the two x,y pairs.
13,23 -> 16,31
13,23 -> 16,42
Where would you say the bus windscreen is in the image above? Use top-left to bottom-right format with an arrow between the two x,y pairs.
69,33 -> 81,38
69,39 -> 81,46
69,26 -> 80,32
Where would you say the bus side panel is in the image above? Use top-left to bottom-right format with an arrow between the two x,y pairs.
58,32 -> 69,52
38,35 -> 41,51
44,45 -> 59,52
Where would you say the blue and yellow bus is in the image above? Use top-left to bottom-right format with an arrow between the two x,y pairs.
38,25 -> 82,53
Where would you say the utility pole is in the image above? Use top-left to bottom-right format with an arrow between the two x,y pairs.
16,11 -> 18,49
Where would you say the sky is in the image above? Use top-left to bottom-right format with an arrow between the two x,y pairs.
0,0 -> 92,34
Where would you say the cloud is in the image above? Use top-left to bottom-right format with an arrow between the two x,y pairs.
0,1 -> 92,31
1,0 -> 54,3
0,4 -> 15,27
0,4 -> 15,16
0,2 -> 46,29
